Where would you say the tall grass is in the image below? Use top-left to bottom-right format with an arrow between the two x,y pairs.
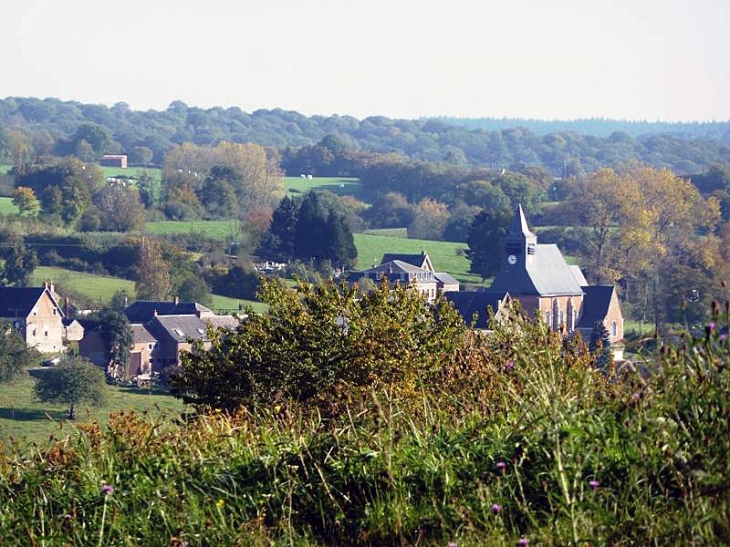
1,310 -> 728,544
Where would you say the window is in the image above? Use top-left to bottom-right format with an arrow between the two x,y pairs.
545,311 -> 550,324
174,328 -> 184,337
197,328 -> 205,335
148,344 -> 153,349
52,309 -> 56,315
32,329 -> 37,337
45,330 -> 48,337
612,321 -> 617,337
559,311 -> 564,326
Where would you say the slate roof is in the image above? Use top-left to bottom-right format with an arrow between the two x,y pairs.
445,291 -> 510,329
491,244 -> 584,297
576,286 -> 616,329
363,260 -> 429,276
569,265 -> 588,287
124,301 -> 212,323
434,272 -> 459,286
130,323 -> 157,344
146,315 -> 213,343
509,204 -> 537,238
0,287 -> 62,317
380,252 -> 432,271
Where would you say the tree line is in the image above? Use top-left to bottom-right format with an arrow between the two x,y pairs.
1,97 -> 728,175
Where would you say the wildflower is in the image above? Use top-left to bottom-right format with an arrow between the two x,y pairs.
496,461 -> 507,472
216,499 -> 225,508
491,503 -> 501,513
448,543 -> 458,547
630,392 -> 641,404
503,360 -> 515,372
517,539 -> 529,546
589,480 -> 600,490
63,514 -> 74,520
706,322 -> 716,337
101,484 -> 113,496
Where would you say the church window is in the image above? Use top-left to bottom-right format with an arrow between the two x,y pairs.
545,311 -> 550,324
612,321 -> 617,337
559,311 -> 564,325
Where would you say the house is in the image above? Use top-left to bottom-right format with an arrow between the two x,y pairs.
449,204 -> 624,348
100,154 -> 128,168
0,284 -> 66,353
80,298 -> 240,379
349,251 -> 459,302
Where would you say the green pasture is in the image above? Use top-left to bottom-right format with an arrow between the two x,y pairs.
31,266 -> 264,313
363,227 -> 408,238
0,371 -> 186,448
0,164 -> 12,175
353,233 -> 484,284
100,165 -> 161,181
0,196 -> 18,215
145,219 -> 242,241
284,176 -> 365,200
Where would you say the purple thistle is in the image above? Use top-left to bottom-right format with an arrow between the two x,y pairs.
503,360 -> 515,372
448,543 -> 458,547
102,484 -> 114,496
589,480 -> 600,490
491,503 -> 501,513
496,461 -> 507,472
706,322 -> 716,337
517,539 -> 529,546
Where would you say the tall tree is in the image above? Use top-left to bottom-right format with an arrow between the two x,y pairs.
1,243 -> 39,286
465,208 -> 512,281
94,184 -> 146,232
98,307 -> 133,374
135,239 -> 172,300
0,321 -> 36,383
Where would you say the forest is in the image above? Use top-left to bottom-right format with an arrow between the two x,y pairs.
0,97 -> 729,175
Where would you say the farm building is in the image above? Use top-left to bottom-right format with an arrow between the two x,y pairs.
100,154 -> 128,168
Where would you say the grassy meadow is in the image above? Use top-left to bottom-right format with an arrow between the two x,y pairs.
283,176 -> 361,198
354,232 -> 483,284
0,370 -> 187,449
0,196 -> 17,215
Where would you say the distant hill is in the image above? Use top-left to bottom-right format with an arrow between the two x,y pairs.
429,117 -> 730,140
0,97 -> 728,176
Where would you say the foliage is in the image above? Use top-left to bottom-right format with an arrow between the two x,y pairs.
0,243 -> 39,286
0,322 -> 37,383
465,207 -> 512,281
98,308 -> 133,374
134,239 -> 172,300
10,187 -> 40,217
2,303 -> 730,544
171,278 -> 467,413
589,320 -> 614,369
93,184 -> 145,232
33,355 -> 107,419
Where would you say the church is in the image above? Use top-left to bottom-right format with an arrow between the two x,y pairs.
447,205 -> 624,347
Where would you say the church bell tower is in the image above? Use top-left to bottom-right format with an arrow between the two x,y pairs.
502,204 -> 537,271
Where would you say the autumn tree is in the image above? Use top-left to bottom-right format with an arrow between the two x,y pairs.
135,239 -> 172,300
11,187 -> 40,217
408,198 -> 451,240
94,183 -> 146,232
34,355 -> 106,420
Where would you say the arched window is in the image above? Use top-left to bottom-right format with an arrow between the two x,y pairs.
612,321 -> 617,338
545,311 -> 551,324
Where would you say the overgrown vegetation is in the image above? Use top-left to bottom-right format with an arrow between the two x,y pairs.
0,285 -> 728,545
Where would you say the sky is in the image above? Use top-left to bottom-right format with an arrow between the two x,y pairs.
1,0 -> 728,121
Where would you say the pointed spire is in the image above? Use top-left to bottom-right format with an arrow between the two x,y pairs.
508,204 -> 536,238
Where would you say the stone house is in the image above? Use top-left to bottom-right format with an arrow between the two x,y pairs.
0,284 -> 66,353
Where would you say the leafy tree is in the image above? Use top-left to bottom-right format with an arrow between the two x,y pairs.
408,198 -> 450,240
109,289 -> 132,311
198,165 -> 240,218
94,184 -> 146,232
131,145 -> 154,166
175,274 -> 213,307
11,187 -> 40,217
137,170 -> 163,208
34,355 -> 106,420
98,307 -> 133,373
0,322 -> 37,383
170,278 -> 466,414
1,243 -> 39,286
465,208 -> 512,281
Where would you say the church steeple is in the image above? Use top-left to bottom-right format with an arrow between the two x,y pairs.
503,204 -> 537,269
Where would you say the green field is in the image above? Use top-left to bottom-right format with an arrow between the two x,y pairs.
354,233 -> 483,284
100,165 -> 161,181
145,219 -> 242,241
31,266 -> 265,312
0,196 -> 18,214
0,164 -> 12,175
0,370 -> 186,448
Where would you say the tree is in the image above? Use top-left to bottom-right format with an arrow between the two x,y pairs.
135,239 -> 172,300
34,355 -> 106,420
170,278 -> 466,414
0,322 -> 37,383
1,244 -> 39,286
408,198 -> 451,240
94,183 -> 146,232
98,308 -> 133,375
465,208 -> 512,281
589,321 -> 614,369
11,187 -> 40,217
175,274 -> 213,307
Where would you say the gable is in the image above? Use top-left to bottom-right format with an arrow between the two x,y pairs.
0,287 -> 63,318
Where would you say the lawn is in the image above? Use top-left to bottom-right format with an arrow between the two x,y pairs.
31,266 -> 265,313
353,233 -> 484,284
0,370 -> 187,449
0,196 -> 18,215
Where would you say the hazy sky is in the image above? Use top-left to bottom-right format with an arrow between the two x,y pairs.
1,0 -> 728,121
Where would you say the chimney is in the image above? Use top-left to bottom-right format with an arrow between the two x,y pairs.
174,295 -> 180,306
153,309 -> 158,317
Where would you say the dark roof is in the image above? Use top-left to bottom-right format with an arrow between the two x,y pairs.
362,260 -> 430,276
491,244 -> 584,297
124,300 -> 212,322
146,315 -> 212,343
445,291 -> 509,329
381,252 -> 430,270
508,204 -> 536,238
434,272 -> 459,286
0,287 -> 61,317
576,286 -> 616,329
131,323 -> 157,344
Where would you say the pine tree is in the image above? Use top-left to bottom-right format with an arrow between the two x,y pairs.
589,320 -> 614,369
